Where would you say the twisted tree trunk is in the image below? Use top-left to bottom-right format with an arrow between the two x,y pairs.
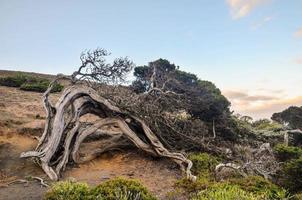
21,82 -> 196,181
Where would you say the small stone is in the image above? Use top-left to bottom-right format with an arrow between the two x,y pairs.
66,177 -> 77,182
100,175 -> 110,180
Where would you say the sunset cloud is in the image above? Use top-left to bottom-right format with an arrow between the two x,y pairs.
251,16 -> 273,30
226,0 -> 269,19
295,57 -> 302,64
295,27 -> 302,38
223,90 -> 302,119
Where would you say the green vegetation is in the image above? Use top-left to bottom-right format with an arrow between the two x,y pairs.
20,81 -> 63,93
229,176 -> 288,199
272,106 -> 302,130
0,73 -> 27,87
191,184 -> 264,200
273,144 -> 302,193
252,119 -> 283,131
45,181 -> 90,200
131,58 -> 230,122
281,157 -> 302,192
0,72 -> 63,93
188,153 -> 219,176
274,144 -> 302,162
45,178 -> 157,200
176,152 -> 289,200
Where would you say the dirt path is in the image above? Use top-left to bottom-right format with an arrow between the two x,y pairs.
0,86 -> 182,199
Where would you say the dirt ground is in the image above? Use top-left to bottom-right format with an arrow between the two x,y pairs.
0,85 -> 182,200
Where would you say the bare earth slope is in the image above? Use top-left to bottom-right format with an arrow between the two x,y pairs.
0,83 -> 181,200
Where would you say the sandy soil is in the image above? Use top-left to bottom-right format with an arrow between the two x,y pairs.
0,85 -> 182,199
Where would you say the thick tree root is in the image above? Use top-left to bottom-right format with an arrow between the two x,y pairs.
21,84 -> 196,181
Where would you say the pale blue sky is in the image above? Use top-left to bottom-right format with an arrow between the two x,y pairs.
0,0 -> 301,118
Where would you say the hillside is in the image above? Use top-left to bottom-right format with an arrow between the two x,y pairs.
0,74 -> 182,199
0,69 -> 301,200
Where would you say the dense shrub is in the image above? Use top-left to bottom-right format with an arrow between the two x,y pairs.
274,144 -> 302,162
0,73 -> 27,87
252,119 -> 282,131
272,106 -> 302,130
188,153 -> 219,176
91,177 -> 156,200
191,184 -> 263,200
176,153 -> 219,193
45,178 -> 156,200
281,157 -> 302,192
229,176 -> 288,199
20,81 -> 63,93
45,181 -> 90,200
0,73 -> 63,93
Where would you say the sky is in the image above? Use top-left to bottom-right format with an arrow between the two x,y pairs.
0,0 -> 301,119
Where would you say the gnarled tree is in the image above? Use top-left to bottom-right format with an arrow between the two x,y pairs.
20,49 -> 198,181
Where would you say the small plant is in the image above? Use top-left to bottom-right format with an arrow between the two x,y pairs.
274,144 -> 302,162
229,176 -> 288,199
191,184 -> 263,200
44,178 -> 156,200
91,177 -> 157,200
45,181 -> 90,200
188,153 -> 219,176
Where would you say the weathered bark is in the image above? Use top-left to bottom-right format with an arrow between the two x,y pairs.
21,84 -> 196,181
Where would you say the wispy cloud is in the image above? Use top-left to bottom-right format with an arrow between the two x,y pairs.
251,16 -> 273,30
223,89 -> 302,119
226,0 -> 269,19
295,57 -> 302,64
294,27 -> 302,38
224,90 -> 277,102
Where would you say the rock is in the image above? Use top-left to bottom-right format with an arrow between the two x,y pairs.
66,177 -> 77,182
100,175 -> 110,180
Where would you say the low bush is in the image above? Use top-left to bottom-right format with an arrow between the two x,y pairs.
45,181 -> 91,200
229,176 -> 288,199
281,157 -> 302,192
274,144 -> 302,162
20,81 -> 63,93
91,177 -> 156,200
188,153 -> 219,176
191,184 -> 264,200
45,177 -> 157,200
252,119 -> 282,131
0,73 -> 63,93
0,73 -> 27,87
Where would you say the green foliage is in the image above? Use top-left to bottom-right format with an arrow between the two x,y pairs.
188,153 -> 219,176
293,193 -> 302,200
45,181 -> 91,200
131,59 -> 230,122
229,176 -> 288,199
176,155 -> 289,200
45,178 -> 156,200
191,184 -> 264,200
281,157 -> 302,192
20,81 -> 63,93
274,144 -> 302,162
176,175 -> 213,193
252,119 -> 282,131
0,73 -> 63,93
272,106 -> 302,129
0,73 -> 27,87
176,153 -> 219,193
91,177 -> 157,200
